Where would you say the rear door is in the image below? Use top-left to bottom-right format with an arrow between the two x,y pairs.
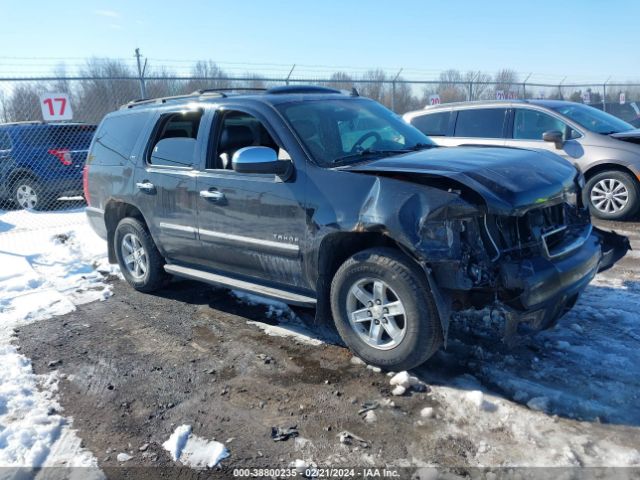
133,108 -> 204,264
442,107 -> 508,147
193,106 -> 308,288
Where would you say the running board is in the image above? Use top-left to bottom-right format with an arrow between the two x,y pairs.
164,264 -> 317,307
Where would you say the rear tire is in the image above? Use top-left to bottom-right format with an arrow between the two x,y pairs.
584,170 -> 639,220
330,247 -> 442,371
114,217 -> 168,292
13,178 -> 49,211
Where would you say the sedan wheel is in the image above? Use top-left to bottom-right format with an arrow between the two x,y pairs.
590,178 -> 629,215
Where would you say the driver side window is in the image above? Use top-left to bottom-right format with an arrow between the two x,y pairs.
513,109 -> 568,140
209,110 -> 285,170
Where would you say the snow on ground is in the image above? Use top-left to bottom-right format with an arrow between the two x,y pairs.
0,208 -> 111,473
233,290 -> 326,346
162,424 -> 229,469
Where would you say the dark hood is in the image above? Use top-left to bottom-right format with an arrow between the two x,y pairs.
343,146 -> 578,215
610,129 -> 640,141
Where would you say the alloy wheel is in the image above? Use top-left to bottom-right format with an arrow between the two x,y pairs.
346,278 -> 407,350
121,233 -> 148,280
590,178 -> 629,215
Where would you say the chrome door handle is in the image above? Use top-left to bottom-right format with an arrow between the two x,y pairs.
136,181 -> 155,191
200,189 -> 225,202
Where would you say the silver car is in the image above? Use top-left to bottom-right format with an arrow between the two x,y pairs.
404,100 -> 640,220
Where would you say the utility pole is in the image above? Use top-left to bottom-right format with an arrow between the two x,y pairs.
135,48 -> 147,99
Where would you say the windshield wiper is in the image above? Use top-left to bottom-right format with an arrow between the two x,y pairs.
332,148 -> 410,164
407,142 -> 437,151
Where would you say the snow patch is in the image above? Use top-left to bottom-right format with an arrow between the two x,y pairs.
0,210 -> 110,469
162,425 -> 229,469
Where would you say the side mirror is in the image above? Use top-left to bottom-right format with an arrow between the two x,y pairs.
150,137 -> 197,167
542,130 -> 564,149
232,146 -> 292,177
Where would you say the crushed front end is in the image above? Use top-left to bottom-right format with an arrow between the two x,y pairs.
422,199 -> 630,340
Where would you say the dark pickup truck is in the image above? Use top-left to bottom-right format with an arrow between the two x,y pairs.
85,86 -> 629,370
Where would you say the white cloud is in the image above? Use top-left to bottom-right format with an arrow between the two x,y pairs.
94,9 -> 120,18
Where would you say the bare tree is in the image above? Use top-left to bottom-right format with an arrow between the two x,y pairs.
393,78 -> 420,114
75,58 -> 139,122
3,83 -> 43,122
327,71 -> 354,91
145,66 -> 184,98
359,69 -> 390,106
436,69 -> 466,102
465,70 -> 492,100
185,61 -> 230,92
493,68 -> 519,97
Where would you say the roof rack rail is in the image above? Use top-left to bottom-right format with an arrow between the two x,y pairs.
194,87 -> 267,95
0,120 -> 45,126
266,85 -> 343,95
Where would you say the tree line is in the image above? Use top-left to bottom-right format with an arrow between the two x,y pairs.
0,59 -> 637,124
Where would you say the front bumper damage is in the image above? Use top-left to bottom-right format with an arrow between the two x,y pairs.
496,226 -> 630,339
425,210 -> 630,344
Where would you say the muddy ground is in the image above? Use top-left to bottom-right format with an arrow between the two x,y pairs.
15,220 -> 640,479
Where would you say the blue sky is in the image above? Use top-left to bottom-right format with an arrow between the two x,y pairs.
0,0 -> 637,82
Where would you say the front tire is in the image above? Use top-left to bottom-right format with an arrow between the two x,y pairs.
114,217 -> 168,292
330,247 -> 442,371
584,170 -> 639,220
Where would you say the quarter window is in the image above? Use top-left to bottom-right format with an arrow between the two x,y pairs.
513,109 -> 568,140
95,112 -> 148,160
410,112 -> 451,136
454,108 -> 507,138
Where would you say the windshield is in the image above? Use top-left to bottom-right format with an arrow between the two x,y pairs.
276,98 -> 435,166
550,103 -> 634,135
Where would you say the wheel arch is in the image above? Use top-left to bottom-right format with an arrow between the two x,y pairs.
103,200 -> 148,263
583,161 -> 640,184
7,168 -> 40,189
313,231 -> 450,341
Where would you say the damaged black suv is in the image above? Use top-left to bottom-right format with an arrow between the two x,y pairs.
85,86 -> 629,370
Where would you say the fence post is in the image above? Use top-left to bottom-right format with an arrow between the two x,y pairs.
603,83 -> 607,112
391,69 -> 402,112
134,48 -> 147,99
285,64 -> 296,86
468,82 -> 473,101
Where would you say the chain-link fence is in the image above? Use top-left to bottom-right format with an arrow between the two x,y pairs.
1,74 -> 640,235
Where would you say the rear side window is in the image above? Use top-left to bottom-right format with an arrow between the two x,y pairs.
94,113 -> 148,161
410,112 -> 451,136
148,110 -> 203,167
0,131 -> 11,150
454,108 -> 507,138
